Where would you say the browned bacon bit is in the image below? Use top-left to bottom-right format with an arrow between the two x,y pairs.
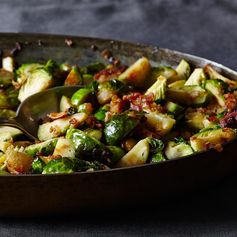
104,111 -> 113,122
208,114 -> 218,123
123,92 -> 162,112
101,49 -> 112,59
95,121 -> 103,129
93,66 -> 126,82
47,111 -> 67,120
224,93 -> 237,112
69,118 -> 80,127
220,110 -> 237,128
85,115 -> 97,128
81,103 -> 93,115
49,125 -> 61,137
213,143 -> 223,152
65,38 -> 73,47
109,95 -> 125,114
12,80 -> 21,90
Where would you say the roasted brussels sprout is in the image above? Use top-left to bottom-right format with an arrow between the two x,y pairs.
185,109 -> 210,131
32,157 -> 45,174
17,63 -> 54,102
84,129 -> 102,141
148,66 -> 178,86
145,75 -> 167,100
205,79 -> 226,107
94,104 -> 109,121
176,59 -> 191,80
25,139 -> 58,157
165,140 -> 193,160
1,54 -> 237,174
190,127 -> 236,152
166,85 -> 209,106
184,68 -> 206,86
145,112 -> 176,136
104,112 -> 141,145
147,138 -> 166,163
116,138 -> 150,167
66,128 -> 111,163
107,146 -> 125,163
60,95 -> 72,112
71,88 -> 93,106
42,157 -> 77,174
38,113 -> 88,141
118,57 -> 151,87
97,79 -> 124,105
204,64 -> 237,90
64,66 -> 82,86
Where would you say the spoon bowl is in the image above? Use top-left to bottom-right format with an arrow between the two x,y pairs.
0,86 -> 82,140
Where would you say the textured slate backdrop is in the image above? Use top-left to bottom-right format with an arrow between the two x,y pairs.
1,0 -> 237,236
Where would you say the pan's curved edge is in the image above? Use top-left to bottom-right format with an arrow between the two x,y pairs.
0,32 -> 237,216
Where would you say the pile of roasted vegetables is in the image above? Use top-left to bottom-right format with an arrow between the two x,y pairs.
0,54 -> 237,175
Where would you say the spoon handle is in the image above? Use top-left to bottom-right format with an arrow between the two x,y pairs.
0,117 -> 38,141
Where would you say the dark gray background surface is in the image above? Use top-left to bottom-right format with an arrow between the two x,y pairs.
1,0 -> 237,236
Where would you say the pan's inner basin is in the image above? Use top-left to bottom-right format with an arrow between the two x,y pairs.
0,40 -> 237,175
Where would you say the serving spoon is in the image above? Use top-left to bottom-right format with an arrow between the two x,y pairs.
0,86 -> 81,141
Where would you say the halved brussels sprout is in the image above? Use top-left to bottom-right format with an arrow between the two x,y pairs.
190,127 -> 236,152
38,113 -> 88,141
116,138 -> 149,167
18,67 -> 54,102
204,64 -> 237,90
145,112 -> 176,136
184,68 -> 206,86
52,137 -> 75,158
25,138 -> 58,157
64,66 -> 82,85
145,75 -> 167,100
205,79 -> 226,107
66,128 -> 111,163
118,57 -> 151,87
104,112 -> 141,145
165,141 -> 193,159
176,59 -> 191,80
42,157 -> 77,174
166,85 -> 209,106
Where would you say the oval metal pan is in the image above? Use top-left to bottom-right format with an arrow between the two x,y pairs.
0,33 -> 236,217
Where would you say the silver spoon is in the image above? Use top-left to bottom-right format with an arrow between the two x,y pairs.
0,86 -> 82,141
